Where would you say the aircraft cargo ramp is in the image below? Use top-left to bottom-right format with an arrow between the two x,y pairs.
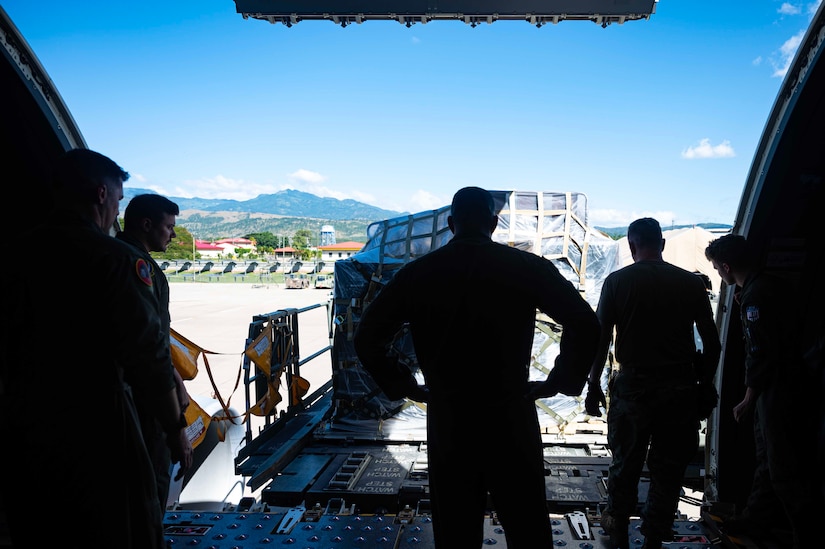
162,192 -> 731,548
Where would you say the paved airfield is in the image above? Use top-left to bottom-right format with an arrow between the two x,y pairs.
168,281 -> 335,412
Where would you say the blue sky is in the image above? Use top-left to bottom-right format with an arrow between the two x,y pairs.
4,1 -> 822,226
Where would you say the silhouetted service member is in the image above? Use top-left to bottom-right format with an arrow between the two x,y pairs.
354,187 -> 600,548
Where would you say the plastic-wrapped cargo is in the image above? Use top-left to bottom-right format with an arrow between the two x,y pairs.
328,191 -> 621,433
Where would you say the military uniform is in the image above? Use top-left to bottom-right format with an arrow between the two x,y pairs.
354,234 -> 599,548
735,271 -> 818,548
1,212 -> 174,548
116,231 -> 176,511
595,260 -> 720,544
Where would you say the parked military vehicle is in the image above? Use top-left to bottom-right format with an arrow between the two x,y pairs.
285,273 -> 311,289
314,274 -> 334,289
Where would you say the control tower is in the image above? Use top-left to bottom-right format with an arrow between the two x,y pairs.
320,225 -> 336,246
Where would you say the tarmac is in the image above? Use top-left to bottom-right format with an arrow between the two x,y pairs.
169,281 -> 335,419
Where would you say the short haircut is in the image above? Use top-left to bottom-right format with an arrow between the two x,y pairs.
705,234 -> 751,270
123,193 -> 180,230
52,148 -> 130,201
450,186 -> 496,229
627,217 -> 662,249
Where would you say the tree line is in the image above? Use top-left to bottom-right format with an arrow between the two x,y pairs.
136,223 -> 322,262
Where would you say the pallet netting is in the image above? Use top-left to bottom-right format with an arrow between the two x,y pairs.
327,190 -> 621,432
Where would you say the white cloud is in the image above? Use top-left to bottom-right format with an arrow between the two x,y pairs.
282,169 -> 360,201
357,189 -> 449,215
146,175 -> 279,201
589,209 -> 631,226
134,166 -> 407,212
288,168 -> 326,184
779,3 -> 802,16
771,29 -> 805,78
769,3 -> 820,78
409,189 -> 450,212
348,190 -> 379,205
752,55 -> 763,66
589,209 -> 678,227
681,138 -> 735,159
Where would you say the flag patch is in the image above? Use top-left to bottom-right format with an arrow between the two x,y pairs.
135,258 -> 153,286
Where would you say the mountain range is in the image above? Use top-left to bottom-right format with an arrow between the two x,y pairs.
123,188 -> 406,241
122,187 -> 731,242
124,188 -> 404,220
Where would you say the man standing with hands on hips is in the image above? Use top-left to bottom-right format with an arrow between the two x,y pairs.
354,187 -> 600,548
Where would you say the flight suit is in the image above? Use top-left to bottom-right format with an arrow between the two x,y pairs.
736,271 -> 818,548
354,234 -> 599,548
1,212 -> 174,548
117,231 -> 176,511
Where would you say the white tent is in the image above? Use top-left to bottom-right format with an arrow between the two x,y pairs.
617,226 -> 725,295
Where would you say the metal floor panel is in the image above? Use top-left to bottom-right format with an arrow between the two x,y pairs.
163,508 -> 723,548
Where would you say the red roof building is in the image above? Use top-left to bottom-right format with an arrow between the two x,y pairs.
318,241 -> 364,262
195,239 -> 224,258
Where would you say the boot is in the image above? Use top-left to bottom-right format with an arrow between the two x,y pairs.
600,510 -> 630,549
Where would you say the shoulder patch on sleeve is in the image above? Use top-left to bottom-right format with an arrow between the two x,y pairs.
135,258 -> 154,286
